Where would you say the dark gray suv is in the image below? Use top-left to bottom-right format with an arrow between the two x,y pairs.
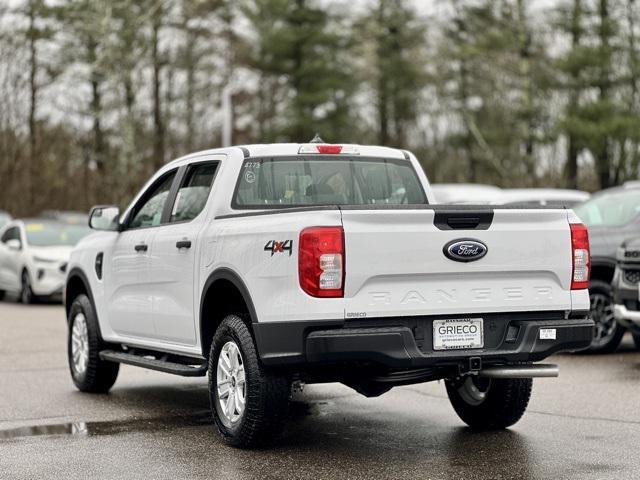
574,184 -> 640,352
612,238 -> 640,348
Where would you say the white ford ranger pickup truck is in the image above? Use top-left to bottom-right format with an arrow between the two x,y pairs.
64,142 -> 593,448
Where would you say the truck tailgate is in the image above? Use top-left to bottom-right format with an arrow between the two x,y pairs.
341,207 -> 573,318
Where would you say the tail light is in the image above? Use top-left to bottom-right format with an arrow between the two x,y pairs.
570,223 -> 590,290
299,226 -> 344,297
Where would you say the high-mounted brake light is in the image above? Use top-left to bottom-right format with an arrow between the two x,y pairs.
317,145 -> 342,154
570,223 -> 590,290
299,226 -> 345,298
297,144 -> 359,155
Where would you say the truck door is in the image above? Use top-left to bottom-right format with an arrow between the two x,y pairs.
106,169 -> 178,339
148,159 -> 220,345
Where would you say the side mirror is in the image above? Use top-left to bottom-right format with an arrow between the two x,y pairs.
6,239 -> 21,251
89,205 -> 121,231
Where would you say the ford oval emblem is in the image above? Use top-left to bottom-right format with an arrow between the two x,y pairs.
443,239 -> 488,263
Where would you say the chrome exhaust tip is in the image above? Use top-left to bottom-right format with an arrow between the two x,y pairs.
478,363 -> 559,379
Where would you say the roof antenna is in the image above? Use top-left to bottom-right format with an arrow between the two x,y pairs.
309,133 -> 325,143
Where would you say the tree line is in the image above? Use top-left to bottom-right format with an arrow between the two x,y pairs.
0,0 -> 638,216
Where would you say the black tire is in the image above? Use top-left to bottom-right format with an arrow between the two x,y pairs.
208,314 -> 290,448
0,290 -> 5,301
20,270 -> 35,304
633,333 -> 640,350
588,279 -> 624,353
67,294 -> 119,393
445,376 -> 532,430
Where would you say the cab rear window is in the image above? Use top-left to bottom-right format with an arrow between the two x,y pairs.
233,157 -> 427,208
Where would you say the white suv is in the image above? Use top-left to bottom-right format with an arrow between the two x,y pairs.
65,142 -> 593,448
0,219 -> 90,303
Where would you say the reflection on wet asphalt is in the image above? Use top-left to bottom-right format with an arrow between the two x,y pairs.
2,303 -> 640,479
1,422 -> 91,440
0,402 -> 318,441
0,411 -> 213,440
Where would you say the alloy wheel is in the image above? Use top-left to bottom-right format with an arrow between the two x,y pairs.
71,313 -> 90,375
216,341 -> 246,425
590,292 -> 617,348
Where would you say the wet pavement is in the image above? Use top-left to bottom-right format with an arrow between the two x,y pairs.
2,301 -> 640,479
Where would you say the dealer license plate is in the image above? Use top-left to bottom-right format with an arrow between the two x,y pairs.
433,318 -> 484,351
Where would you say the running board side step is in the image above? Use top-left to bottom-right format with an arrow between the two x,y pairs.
99,350 -> 207,377
478,363 -> 559,379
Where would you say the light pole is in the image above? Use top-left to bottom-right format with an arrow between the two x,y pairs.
222,85 -> 233,147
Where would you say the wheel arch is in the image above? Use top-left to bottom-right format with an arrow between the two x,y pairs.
65,267 -> 95,320
199,268 -> 258,359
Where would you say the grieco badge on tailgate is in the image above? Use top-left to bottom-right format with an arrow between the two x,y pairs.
443,239 -> 488,263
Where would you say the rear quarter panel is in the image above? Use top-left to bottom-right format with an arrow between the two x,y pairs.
202,210 -> 345,324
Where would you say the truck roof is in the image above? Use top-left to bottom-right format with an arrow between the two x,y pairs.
239,143 -> 408,159
167,143 -> 409,167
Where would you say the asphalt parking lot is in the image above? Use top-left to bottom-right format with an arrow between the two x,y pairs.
2,301 -> 640,480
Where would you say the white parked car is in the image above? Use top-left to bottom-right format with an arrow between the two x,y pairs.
64,142 -> 593,448
40,210 -> 89,225
430,183 -> 503,204
496,189 -> 590,208
0,219 -> 92,303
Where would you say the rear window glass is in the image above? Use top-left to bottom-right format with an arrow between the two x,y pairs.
234,157 -> 427,207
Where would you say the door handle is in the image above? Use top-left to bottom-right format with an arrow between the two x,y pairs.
176,240 -> 192,249
134,244 -> 148,252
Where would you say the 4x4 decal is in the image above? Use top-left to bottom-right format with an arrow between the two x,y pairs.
264,240 -> 293,257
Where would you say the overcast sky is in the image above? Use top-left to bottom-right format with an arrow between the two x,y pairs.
338,0 -> 563,20
420,0 -> 559,14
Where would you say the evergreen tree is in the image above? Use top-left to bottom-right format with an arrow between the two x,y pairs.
175,0 -> 232,150
438,1 -> 512,183
437,0 -> 552,185
12,0 -> 58,214
108,0 -> 153,199
357,0 -> 428,148
241,0 -> 357,142
557,0 -> 640,189
556,0 -> 584,188
52,0 -> 114,203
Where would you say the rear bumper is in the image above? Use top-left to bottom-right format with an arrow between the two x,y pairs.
254,312 -> 594,369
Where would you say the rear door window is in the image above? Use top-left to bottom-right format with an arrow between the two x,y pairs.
234,157 -> 427,208
170,162 -> 218,223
